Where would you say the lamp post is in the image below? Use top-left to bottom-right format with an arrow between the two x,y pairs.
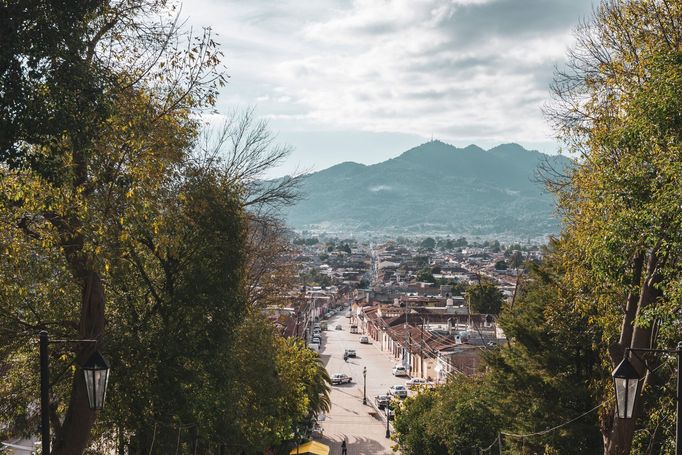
612,342 -> 682,455
363,367 -> 367,405
38,330 -> 111,455
385,404 -> 391,439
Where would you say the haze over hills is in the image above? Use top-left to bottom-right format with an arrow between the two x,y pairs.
285,140 -> 572,239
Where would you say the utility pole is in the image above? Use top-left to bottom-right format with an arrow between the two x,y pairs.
363,367 -> 367,405
420,318 -> 425,379
404,299 -> 409,371
40,331 -> 50,455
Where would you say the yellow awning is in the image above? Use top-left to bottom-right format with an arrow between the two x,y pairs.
289,440 -> 330,455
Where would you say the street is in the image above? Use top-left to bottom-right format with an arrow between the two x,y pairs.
317,312 -> 408,455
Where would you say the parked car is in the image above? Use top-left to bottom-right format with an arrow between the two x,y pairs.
344,349 -> 356,358
311,337 -> 321,345
359,336 -> 369,344
406,378 -> 429,389
307,342 -> 320,352
375,394 -> 390,410
392,365 -> 408,376
388,385 -> 408,399
320,321 -> 328,331
331,373 -> 352,385
335,325 -> 342,330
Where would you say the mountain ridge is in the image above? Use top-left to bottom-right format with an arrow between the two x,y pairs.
284,141 -> 572,238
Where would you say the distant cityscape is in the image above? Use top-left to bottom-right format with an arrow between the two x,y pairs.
268,236 -> 538,380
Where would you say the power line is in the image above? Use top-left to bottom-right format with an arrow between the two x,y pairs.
501,401 -> 608,439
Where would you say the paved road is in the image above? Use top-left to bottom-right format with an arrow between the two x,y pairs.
317,312 -> 408,455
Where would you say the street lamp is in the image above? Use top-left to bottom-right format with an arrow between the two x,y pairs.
385,404 -> 391,439
82,351 -> 111,410
363,367 -> 367,405
611,343 -> 682,455
39,331 -> 110,455
612,356 -> 639,419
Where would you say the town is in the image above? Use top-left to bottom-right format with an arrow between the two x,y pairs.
264,237 -> 541,452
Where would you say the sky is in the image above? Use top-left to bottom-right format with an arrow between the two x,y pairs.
186,0 -> 596,177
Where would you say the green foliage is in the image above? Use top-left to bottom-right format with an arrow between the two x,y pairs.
482,250 -> 603,453
547,1 -> 682,450
0,3 -> 324,454
416,268 -> 436,284
494,260 -> 508,270
467,279 -> 504,314
420,237 -> 436,250
414,255 -> 430,268
393,378 -> 501,455
299,268 -> 332,288
392,391 -> 448,455
336,243 -> 351,254
508,251 -> 524,269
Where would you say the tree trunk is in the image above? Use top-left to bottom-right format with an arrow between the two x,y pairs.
52,272 -> 106,455
603,252 -> 661,455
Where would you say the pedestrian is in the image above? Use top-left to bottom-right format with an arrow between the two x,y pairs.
341,439 -> 347,455
343,353 -> 348,362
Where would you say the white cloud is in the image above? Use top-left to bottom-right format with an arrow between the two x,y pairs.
184,0 -> 595,172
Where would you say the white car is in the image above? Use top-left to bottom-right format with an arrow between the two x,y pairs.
359,336 -> 369,344
307,342 -> 320,352
388,384 -> 408,398
331,373 -> 352,385
392,365 -> 408,376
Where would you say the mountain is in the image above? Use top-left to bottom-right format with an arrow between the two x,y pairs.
284,141 -> 572,238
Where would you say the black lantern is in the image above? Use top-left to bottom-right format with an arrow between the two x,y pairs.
82,351 -> 110,410
612,356 -> 640,419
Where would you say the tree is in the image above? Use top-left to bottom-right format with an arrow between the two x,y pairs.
0,2 -> 226,452
494,260 -> 508,271
467,280 -> 504,314
420,237 -> 436,250
416,269 -> 437,284
482,248 -> 603,453
393,377 -> 501,455
546,1 -> 682,452
453,237 -> 468,248
508,250 -> 524,269
392,390 -> 448,455
0,3 -> 318,453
